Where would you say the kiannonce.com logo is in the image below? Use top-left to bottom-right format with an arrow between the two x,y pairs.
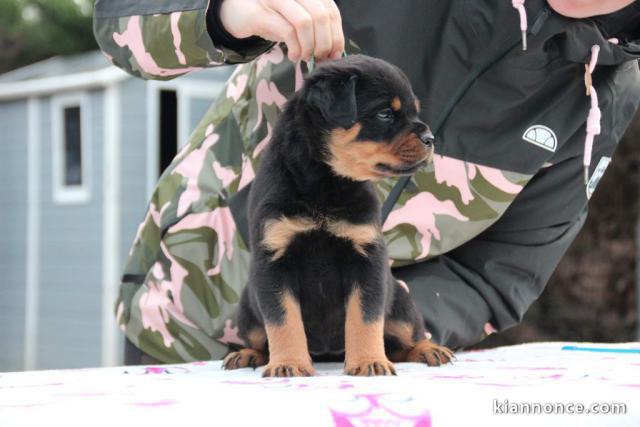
493,399 -> 627,415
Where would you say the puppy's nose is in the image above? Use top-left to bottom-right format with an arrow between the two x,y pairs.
419,128 -> 434,146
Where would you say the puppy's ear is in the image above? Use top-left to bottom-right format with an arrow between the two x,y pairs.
306,75 -> 358,129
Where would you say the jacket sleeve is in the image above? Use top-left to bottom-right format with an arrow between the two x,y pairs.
93,0 -> 275,81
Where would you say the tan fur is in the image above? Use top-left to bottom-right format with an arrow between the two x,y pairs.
391,97 -> 402,111
384,320 -> 415,349
263,292 -> 314,376
262,216 -> 317,260
327,124 -> 431,181
326,220 -> 380,256
344,288 -> 394,375
246,328 -> 267,350
262,214 -> 380,260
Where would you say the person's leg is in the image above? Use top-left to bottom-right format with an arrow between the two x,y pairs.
124,338 -> 163,365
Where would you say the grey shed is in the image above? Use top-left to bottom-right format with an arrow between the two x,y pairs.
0,51 -> 232,371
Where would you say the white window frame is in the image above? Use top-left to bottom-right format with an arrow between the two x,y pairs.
51,92 -> 91,204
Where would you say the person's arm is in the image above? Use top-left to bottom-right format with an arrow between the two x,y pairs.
93,0 -> 344,81
547,0 -> 636,18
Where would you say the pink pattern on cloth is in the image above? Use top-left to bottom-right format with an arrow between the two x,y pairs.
113,16 -> 200,77
253,79 -> 288,132
331,394 -> 431,427
433,155 -> 474,204
383,192 -> 468,259
238,155 -> 256,191
130,201 -> 169,255
168,207 -> 237,277
145,367 -> 169,374
473,165 -> 523,194
170,12 -> 186,65
433,155 -> 523,205
173,132 -> 220,217
217,319 -> 245,346
484,323 -> 497,335
253,122 -> 273,159
226,74 -> 249,102
132,399 -> 179,407
256,45 -> 285,75
212,160 -> 238,188
138,242 -> 198,347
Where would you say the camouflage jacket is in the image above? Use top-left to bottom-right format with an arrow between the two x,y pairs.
94,0 -> 640,362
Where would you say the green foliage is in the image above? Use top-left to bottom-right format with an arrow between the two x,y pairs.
0,0 -> 96,73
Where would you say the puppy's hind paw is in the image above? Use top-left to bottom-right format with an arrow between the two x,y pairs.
222,349 -> 268,370
406,340 -> 454,367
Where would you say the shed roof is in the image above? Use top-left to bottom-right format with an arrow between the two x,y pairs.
0,50 -> 233,101
0,51 -> 111,84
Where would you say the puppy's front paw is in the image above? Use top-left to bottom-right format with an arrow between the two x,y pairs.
344,358 -> 397,376
222,349 -> 268,370
406,340 -> 454,366
262,360 -> 315,377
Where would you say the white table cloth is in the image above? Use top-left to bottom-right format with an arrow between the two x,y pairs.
2,342 -> 639,427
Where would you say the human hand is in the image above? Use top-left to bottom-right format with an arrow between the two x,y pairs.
219,0 -> 345,62
547,0 -> 636,18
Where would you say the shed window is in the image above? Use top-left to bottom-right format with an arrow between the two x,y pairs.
63,106 -> 83,186
52,93 -> 90,204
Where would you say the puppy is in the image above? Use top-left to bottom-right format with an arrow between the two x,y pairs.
223,55 -> 453,377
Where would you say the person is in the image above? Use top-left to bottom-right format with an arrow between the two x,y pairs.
93,0 -> 640,364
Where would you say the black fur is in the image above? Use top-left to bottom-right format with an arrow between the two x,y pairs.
235,55 -> 436,360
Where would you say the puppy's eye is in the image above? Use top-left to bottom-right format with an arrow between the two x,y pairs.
376,108 -> 394,122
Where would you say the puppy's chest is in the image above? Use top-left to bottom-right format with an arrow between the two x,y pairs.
261,213 -> 382,261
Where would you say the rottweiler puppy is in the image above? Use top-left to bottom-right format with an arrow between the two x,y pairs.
223,55 -> 453,377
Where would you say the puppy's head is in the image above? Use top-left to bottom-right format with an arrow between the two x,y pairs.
302,55 -> 434,181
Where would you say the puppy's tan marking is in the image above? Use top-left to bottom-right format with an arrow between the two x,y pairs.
344,288 -> 395,376
263,292 -> 314,377
246,328 -> 267,350
327,124 -> 431,181
262,216 -> 317,260
326,220 -> 380,256
391,97 -> 402,111
384,320 -> 415,349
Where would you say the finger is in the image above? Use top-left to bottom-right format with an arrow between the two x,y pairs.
267,0 -> 315,61
295,0 -> 332,60
318,0 -> 344,59
253,11 -> 302,60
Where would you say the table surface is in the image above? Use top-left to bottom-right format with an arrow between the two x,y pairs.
1,342 -> 639,427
